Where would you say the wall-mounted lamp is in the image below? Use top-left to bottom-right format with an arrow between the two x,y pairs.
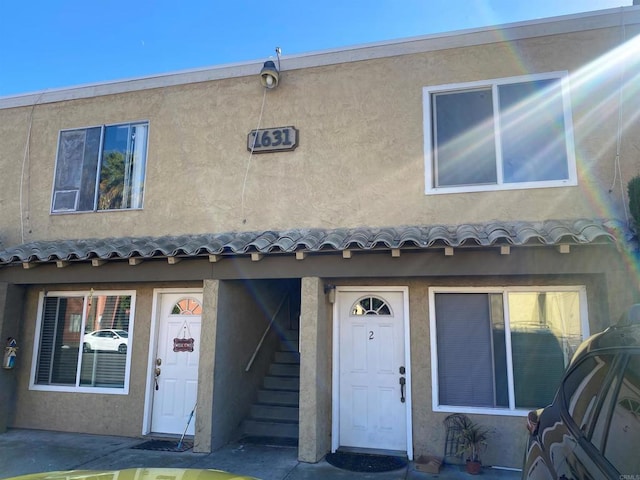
324,284 -> 336,304
260,60 -> 279,89
260,47 -> 281,89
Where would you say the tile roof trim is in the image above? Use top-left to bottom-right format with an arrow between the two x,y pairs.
0,219 -> 623,266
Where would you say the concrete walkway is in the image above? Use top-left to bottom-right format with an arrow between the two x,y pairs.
0,429 -> 521,480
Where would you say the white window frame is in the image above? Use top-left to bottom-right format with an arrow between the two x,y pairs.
29,290 -> 136,395
429,285 -> 589,416
423,71 -> 577,195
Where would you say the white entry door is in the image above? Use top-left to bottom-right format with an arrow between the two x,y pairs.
336,289 -> 410,453
150,292 -> 202,435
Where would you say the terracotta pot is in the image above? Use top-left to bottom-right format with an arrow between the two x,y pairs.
466,460 -> 482,475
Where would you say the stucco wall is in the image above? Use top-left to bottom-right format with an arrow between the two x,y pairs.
5,251 -> 624,467
210,279 -> 295,449
0,25 -> 638,249
298,277 -> 332,463
1,12 -> 639,470
10,282 -> 199,436
330,273 -> 609,469
196,279 -> 218,452
0,283 -> 24,432
405,279 -> 527,468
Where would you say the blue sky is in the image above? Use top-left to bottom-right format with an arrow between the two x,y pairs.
0,0 -> 631,97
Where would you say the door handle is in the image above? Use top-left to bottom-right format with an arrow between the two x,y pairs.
154,367 -> 161,390
399,376 -> 406,403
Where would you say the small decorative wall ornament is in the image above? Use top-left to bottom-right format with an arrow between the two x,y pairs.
173,322 -> 194,353
3,337 -> 18,369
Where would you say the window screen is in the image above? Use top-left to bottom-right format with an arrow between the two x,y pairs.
433,288 -> 584,411
433,89 -> 497,187
435,293 -> 505,407
34,292 -> 134,392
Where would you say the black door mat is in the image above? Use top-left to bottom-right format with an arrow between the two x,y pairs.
325,451 -> 408,472
131,439 -> 193,452
239,435 -> 298,447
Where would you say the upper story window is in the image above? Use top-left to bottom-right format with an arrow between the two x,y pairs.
423,72 -> 576,194
52,122 -> 149,213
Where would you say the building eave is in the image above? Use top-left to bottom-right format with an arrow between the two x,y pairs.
0,219 -> 622,268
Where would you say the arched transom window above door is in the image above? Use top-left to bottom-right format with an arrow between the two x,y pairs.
351,295 -> 392,316
171,297 -> 202,315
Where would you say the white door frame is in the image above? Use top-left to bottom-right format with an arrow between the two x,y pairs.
331,286 -> 413,460
142,287 -> 203,435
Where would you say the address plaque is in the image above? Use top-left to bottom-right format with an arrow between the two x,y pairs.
247,126 -> 298,153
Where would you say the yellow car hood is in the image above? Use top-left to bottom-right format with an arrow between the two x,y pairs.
3,468 -> 258,480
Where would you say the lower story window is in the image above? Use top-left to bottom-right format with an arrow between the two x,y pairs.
430,287 -> 587,413
31,290 -> 135,394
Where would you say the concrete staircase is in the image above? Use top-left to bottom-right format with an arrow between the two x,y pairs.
241,329 -> 300,446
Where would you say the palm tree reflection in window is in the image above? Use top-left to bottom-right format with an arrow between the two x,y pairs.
99,151 -> 126,209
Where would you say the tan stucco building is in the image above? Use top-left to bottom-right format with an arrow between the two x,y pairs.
1,6 -> 639,469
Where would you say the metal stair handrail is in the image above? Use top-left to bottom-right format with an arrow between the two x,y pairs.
245,293 -> 290,372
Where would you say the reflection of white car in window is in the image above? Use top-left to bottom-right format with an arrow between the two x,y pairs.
83,329 -> 128,354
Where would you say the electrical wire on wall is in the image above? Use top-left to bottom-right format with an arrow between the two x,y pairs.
608,11 -> 630,227
241,47 -> 281,225
241,86 -> 268,224
20,91 -> 46,244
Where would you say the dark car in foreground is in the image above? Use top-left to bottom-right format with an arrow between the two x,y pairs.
522,304 -> 640,480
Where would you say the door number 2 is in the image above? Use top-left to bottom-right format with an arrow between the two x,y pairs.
369,331 -> 374,340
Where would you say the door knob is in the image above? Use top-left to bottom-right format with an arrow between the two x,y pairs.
399,377 -> 406,403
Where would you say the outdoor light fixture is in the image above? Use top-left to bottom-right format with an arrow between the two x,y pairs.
324,284 -> 336,304
260,47 -> 282,89
260,60 -> 279,89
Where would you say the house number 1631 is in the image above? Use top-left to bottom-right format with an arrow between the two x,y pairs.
247,126 -> 299,153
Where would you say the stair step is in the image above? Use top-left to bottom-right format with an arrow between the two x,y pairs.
279,328 -> 299,353
238,328 -> 301,444
242,419 -> 298,439
240,435 -> 298,448
269,363 -> 300,377
274,351 -> 300,364
282,329 -> 299,342
263,375 -> 299,391
257,389 -> 299,406
279,339 -> 298,353
251,404 -> 299,422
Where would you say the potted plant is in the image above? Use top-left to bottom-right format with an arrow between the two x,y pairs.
454,416 -> 490,474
